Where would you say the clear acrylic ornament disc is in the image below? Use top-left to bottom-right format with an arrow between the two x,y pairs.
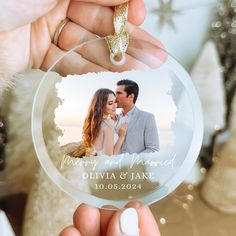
32,37 -> 203,209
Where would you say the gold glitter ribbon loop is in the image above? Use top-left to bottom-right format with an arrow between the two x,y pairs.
114,3 -> 128,34
105,2 -> 129,65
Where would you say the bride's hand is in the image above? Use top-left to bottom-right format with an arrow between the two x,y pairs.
118,122 -> 128,138
110,114 -> 118,121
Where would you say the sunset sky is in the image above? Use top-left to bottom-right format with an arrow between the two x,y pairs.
55,69 -> 177,131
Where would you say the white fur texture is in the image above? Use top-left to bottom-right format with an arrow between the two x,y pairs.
0,25 -> 30,94
0,70 -> 41,197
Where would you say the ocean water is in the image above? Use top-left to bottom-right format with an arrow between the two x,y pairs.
58,125 -> 174,149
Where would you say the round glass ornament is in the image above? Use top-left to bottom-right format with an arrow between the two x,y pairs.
32,37 -> 203,209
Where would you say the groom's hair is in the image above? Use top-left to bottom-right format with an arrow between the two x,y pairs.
117,79 -> 139,104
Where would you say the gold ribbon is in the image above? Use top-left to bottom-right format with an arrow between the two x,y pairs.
105,2 -> 129,64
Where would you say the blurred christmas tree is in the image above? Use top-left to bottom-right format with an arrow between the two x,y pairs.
200,0 -> 236,169
211,0 -> 236,126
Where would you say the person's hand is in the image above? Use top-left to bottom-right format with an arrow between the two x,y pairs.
118,122 -> 128,138
0,0 -> 166,91
59,201 -> 161,236
110,114 -> 118,122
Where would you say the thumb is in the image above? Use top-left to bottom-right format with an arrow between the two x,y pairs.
106,201 -> 161,236
106,207 -> 139,236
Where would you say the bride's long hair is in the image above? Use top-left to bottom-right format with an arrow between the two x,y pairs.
82,88 -> 115,148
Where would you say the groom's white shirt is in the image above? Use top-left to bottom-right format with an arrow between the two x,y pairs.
115,106 -> 136,129
115,106 -> 159,154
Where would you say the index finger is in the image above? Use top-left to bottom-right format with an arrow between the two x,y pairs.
68,0 -> 146,36
76,0 -> 146,25
73,204 -> 100,236
100,205 -> 118,235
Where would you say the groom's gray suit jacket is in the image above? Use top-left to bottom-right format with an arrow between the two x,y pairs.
117,107 -> 159,154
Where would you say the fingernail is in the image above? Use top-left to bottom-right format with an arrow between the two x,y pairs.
119,208 -> 139,236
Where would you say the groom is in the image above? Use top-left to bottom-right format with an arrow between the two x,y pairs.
115,79 -> 159,154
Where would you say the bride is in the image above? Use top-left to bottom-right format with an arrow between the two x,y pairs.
82,88 -> 127,156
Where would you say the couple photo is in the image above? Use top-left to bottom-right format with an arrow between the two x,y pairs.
68,79 -> 160,158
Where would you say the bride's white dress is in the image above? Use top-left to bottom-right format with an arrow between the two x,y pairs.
94,119 -> 119,155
